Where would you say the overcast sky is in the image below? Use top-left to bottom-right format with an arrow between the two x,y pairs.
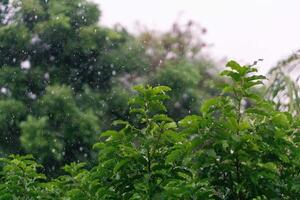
92,0 -> 300,74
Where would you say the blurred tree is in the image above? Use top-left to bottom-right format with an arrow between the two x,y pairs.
0,0 -> 150,171
0,0 -> 11,25
20,85 -> 99,173
137,21 -> 220,119
0,99 -> 26,155
138,20 -> 207,71
266,52 -> 300,115
148,60 -> 220,120
0,0 -> 220,174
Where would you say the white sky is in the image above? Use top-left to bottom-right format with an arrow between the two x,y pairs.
92,0 -> 300,74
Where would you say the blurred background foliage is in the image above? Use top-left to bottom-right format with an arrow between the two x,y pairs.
265,52 -> 300,116
0,0 -> 221,174
0,0 -> 298,175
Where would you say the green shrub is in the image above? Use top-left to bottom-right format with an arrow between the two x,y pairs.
0,60 -> 299,199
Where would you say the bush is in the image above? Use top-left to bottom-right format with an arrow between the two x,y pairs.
0,60 -> 300,199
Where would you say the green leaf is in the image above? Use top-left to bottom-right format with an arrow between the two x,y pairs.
152,114 -> 173,122
112,120 -> 129,126
152,86 -> 171,94
163,122 -> 177,129
239,120 -> 250,130
243,81 -> 264,89
220,70 -> 241,81
246,108 -> 269,116
226,117 -> 238,131
226,60 -> 242,72
178,115 -> 201,127
100,130 -> 119,138
129,108 -> 146,115
272,113 -> 290,128
245,75 -> 266,81
166,149 -> 183,163
93,142 -> 105,150
163,130 -> 184,143
201,97 -> 219,114
258,162 -> 278,173
113,159 -> 128,173
206,149 -> 217,158
133,85 -> 146,93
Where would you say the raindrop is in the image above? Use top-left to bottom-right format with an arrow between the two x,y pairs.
1,87 -> 7,94
182,93 -> 188,99
174,102 -> 180,108
28,92 -> 37,100
21,60 -> 31,69
44,72 -> 49,79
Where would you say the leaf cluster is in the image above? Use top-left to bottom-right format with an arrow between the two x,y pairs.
1,61 -> 300,199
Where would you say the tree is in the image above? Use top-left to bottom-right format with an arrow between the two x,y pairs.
0,0 -> 149,170
185,60 -> 300,199
0,99 -> 25,155
20,85 -> 100,173
137,20 -> 207,71
0,0 -> 221,173
1,61 -> 300,199
120,21 -> 220,120
148,59 -> 219,120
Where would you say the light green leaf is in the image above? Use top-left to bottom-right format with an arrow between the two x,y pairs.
201,97 -> 219,114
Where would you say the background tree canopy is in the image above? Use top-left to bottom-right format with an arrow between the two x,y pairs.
0,0 -> 220,174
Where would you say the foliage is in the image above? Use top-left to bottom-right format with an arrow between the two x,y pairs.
186,60 -> 300,199
1,61 -> 300,199
138,20 -> 207,70
0,0 -> 219,174
149,60 -> 218,120
138,20 -> 220,120
20,85 -> 100,172
91,84 -> 212,199
0,99 -> 25,155
266,53 -> 300,116
0,155 -> 46,199
0,0 -> 149,171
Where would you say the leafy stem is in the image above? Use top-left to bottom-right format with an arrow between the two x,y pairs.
233,87 -> 243,199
